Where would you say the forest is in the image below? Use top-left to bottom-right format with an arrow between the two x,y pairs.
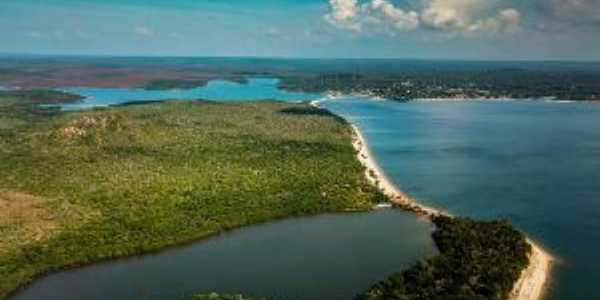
356,216 -> 530,300
0,91 -> 383,299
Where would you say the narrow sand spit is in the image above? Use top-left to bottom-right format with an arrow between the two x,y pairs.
350,125 -> 442,218
350,124 -> 553,300
509,240 -> 553,300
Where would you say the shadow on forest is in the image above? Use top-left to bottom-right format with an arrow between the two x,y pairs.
279,107 -> 347,124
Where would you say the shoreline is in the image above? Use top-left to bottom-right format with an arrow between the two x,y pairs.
349,123 -> 554,300
350,125 -> 442,218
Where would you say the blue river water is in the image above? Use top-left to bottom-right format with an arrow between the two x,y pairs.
321,97 -> 600,300
14,78 -> 600,299
58,78 -> 319,110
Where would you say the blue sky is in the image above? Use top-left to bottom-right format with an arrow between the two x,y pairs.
1,0 -> 598,60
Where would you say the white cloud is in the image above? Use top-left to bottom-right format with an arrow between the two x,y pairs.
369,0 -> 420,31
133,26 -> 155,37
421,0 -> 520,34
499,8 -> 521,32
324,0 -> 420,33
324,0 -> 362,32
324,0 -> 521,36
543,0 -> 600,25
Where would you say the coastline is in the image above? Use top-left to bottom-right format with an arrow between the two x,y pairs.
349,123 -> 553,300
350,125 -> 442,218
510,239 -> 553,300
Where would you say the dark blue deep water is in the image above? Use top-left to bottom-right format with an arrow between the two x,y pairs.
322,98 -> 600,300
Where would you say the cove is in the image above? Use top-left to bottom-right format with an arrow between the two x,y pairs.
11,210 -> 436,300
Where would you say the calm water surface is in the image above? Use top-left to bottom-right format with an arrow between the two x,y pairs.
12,211 -> 436,300
58,78 -> 319,110
322,98 -> 600,300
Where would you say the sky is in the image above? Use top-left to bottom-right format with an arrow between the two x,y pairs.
0,0 -> 599,60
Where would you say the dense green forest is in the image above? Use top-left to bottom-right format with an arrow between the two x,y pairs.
0,91 -> 383,299
356,216 -> 530,300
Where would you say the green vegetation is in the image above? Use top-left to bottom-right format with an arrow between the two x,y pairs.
0,90 -> 532,300
143,79 -> 208,90
0,94 -> 383,299
357,216 -> 531,300
143,77 -> 248,90
0,89 -> 83,105
0,90 -> 82,137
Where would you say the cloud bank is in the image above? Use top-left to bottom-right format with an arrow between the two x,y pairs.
538,0 -> 600,26
325,0 -> 521,36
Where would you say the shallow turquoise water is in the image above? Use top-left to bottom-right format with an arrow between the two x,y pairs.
58,78 -> 319,110
322,98 -> 600,300
12,211 -> 436,300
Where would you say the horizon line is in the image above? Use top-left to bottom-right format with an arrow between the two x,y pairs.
1,52 -> 599,64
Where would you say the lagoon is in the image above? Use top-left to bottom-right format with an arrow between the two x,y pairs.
12,210 -> 435,300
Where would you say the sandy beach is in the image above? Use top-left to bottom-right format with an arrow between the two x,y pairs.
350,124 -> 553,300
350,125 -> 442,218
510,239 -> 553,300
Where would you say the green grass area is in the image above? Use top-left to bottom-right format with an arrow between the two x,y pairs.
356,216 -> 530,300
0,94 -> 384,299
